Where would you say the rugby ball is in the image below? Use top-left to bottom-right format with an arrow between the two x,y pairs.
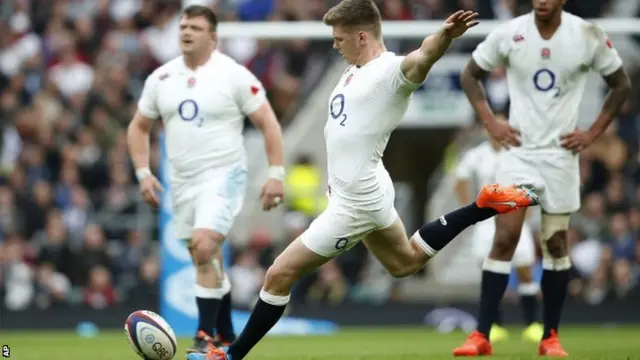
125,310 -> 177,360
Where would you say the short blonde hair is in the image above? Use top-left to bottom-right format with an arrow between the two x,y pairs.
322,0 -> 382,38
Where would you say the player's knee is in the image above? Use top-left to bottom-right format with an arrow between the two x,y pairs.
263,262 -> 298,295
541,214 -> 570,259
191,231 -> 222,265
491,228 -> 519,258
544,230 -> 567,258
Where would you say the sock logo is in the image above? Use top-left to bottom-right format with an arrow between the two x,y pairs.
439,216 -> 447,226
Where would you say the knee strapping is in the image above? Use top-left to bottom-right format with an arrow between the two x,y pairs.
540,213 -> 571,270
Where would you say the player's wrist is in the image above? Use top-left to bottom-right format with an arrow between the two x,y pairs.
135,167 -> 153,182
267,166 -> 285,181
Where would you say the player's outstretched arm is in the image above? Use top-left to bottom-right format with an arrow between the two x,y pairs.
460,59 -> 520,148
561,68 -> 631,152
400,10 -> 478,85
248,102 -> 286,211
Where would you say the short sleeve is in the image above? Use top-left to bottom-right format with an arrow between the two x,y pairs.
472,27 -> 507,71
137,73 -> 160,119
232,65 -> 267,115
386,56 -> 422,94
455,150 -> 476,180
591,26 -> 623,76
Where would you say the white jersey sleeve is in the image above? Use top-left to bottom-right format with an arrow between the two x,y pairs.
455,149 -> 476,180
137,72 -> 161,120
472,27 -> 508,71
590,25 -> 623,76
231,65 -> 267,115
383,56 -> 422,95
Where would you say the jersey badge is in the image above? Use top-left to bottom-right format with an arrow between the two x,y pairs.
187,76 -> 196,88
344,73 -> 353,86
541,47 -> 550,59
512,34 -> 525,43
159,73 -> 169,81
250,85 -> 260,95
605,37 -> 613,48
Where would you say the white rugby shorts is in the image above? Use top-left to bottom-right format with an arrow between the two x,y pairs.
300,185 -> 399,258
495,150 -> 580,214
171,163 -> 247,239
471,218 -> 536,267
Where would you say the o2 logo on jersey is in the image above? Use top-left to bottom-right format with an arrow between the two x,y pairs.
533,69 -> 560,97
178,99 -> 203,126
330,94 -> 347,126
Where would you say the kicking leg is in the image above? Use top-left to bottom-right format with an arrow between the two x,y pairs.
189,238 -> 331,360
364,184 -> 538,278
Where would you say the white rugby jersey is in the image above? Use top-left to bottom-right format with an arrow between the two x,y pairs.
472,11 -> 623,150
325,52 -> 421,209
455,141 -> 500,194
137,50 -> 266,182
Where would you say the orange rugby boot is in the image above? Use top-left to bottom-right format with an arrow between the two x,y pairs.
453,331 -> 493,357
476,184 -> 539,214
538,330 -> 568,357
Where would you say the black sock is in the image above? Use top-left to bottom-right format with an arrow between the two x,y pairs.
418,203 -> 497,252
520,294 -> 537,326
494,308 -> 503,326
227,298 -> 287,359
215,292 -> 236,342
196,297 -> 222,337
476,270 -> 510,336
541,269 -> 569,339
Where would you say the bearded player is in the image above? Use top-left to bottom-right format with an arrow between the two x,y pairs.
187,1 -> 540,360
454,0 -> 631,357
127,5 -> 285,355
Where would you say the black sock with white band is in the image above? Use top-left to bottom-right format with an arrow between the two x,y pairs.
476,259 -> 511,336
226,290 -> 290,360
195,284 -> 226,337
413,203 -> 498,256
215,274 -> 236,342
541,256 -> 571,339
518,281 -> 540,326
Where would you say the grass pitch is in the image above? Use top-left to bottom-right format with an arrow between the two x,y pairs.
2,326 -> 639,360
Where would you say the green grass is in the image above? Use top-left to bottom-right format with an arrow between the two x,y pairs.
2,326 -> 639,359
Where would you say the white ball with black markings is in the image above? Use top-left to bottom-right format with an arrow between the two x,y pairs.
124,310 -> 177,360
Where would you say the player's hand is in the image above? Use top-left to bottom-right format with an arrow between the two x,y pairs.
260,178 -> 284,211
486,120 -> 521,148
139,175 -> 164,208
442,10 -> 479,38
560,129 -> 595,153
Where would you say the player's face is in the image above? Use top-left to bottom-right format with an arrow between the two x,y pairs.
179,16 -> 215,55
532,0 -> 566,21
331,26 -> 361,65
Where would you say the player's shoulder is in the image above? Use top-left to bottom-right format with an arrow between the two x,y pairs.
146,56 -> 184,82
563,13 -> 610,42
211,50 -> 250,74
492,13 -> 532,36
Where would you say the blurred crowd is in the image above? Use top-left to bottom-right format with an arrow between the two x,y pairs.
0,0 -> 639,312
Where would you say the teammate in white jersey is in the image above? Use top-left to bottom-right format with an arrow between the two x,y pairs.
455,133 -> 542,343
454,0 -> 631,357
187,2 -> 540,360
126,5 -> 285,355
